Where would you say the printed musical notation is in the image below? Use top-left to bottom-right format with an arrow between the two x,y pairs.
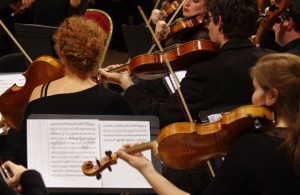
27,118 -> 152,189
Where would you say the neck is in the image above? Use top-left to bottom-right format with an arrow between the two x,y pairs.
282,31 -> 300,47
276,117 -> 288,128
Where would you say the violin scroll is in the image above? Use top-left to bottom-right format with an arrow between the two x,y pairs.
82,141 -> 158,178
81,151 -> 117,179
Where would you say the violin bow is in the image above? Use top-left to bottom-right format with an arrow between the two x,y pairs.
0,19 -> 33,63
138,5 -> 216,177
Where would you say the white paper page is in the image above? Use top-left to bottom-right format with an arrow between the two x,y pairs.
27,119 -> 102,188
27,118 -> 152,189
164,70 -> 187,93
0,73 -> 25,133
0,73 -> 25,95
99,121 -> 151,188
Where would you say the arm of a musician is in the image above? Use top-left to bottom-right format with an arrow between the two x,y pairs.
117,150 -> 189,195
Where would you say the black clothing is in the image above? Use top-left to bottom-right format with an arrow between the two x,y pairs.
0,169 -> 47,195
34,0 -> 88,27
204,130 -> 300,195
20,170 -> 48,195
123,38 -> 274,194
124,38 -> 274,128
24,84 -> 135,123
281,38 -> 300,56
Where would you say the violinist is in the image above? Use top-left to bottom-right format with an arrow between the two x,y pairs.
272,0 -> 300,55
154,0 -> 209,46
98,0 -> 273,193
3,16 -> 135,168
117,53 -> 300,195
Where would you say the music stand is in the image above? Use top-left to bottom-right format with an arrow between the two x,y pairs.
27,114 -> 161,193
14,23 -> 58,61
122,24 -> 152,58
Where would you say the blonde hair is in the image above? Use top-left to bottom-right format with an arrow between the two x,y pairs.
251,53 -> 300,175
53,16 -> 107,80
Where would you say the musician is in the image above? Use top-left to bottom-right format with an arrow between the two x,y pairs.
0,160 -> 47,195
117,53 -> 300,195
98,0 -> 274,193
153,0 -> 209,46
4,16 -> 135,168
204,53 -> 300,194
272,0 -> 300,55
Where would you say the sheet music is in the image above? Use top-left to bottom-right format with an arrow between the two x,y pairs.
0,73 -> 25,95
27,118 -> 151,189
0,73 -> 25,133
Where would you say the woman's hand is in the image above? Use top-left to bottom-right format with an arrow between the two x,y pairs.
151,9 -> 167,24
97,64 -> 134,90
117,142 -> 154,174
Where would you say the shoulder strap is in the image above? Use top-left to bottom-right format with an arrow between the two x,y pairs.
40,82 -> 51,98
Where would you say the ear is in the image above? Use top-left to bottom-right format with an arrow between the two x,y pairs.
266,88 -> 278,106
218,16 -> 222,31
283,17 -> 293,31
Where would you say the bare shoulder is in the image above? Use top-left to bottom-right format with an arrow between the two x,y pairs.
29,85 -> 43,102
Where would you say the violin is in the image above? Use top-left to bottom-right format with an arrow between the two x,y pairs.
158,15 -> 205,41
0,56 -> 64,130
110,39 -> 218,80
82,105 -> 274,177
255,0 -> 290,45
161,0 -> 183,18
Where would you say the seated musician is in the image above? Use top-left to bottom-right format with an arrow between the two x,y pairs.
117,53 -> 300,195
1,16 -> 135,168
152,0 -> 209,46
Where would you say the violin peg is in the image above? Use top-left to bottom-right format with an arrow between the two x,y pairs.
96,158 -> 101,167
105,150 -> 112,158
96,173 -> 102,180
107,166 -> 112,172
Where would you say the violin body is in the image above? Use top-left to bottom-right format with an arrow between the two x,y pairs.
162,0 -> 183,17
159,16 -> 205,41
157,105 -> 274,169
0,56 -> 64,130
255,0 -> 290,44
113,40 -> 218,80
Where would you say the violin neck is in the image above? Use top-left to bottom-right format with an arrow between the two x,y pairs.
108,63 -> 130,73
124,141 -> 158,156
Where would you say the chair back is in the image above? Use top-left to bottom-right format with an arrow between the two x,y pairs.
84,9 -> 113,67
